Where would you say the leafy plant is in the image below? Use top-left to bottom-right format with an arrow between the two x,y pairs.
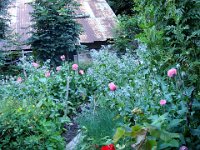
0,97 -> 66,150
77,106 -> 120,147
28,0 -> 81,65
0,0 -> 12,39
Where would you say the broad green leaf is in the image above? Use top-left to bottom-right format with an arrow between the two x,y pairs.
159,139 -> 179,149
131,125 -> 143,137
191,126 -> 200,138
184,86 -> 195,97
160,130 -> 180,142
39,78 -> 47,83
168,119 -> 184,129
144,140 -> 157,150
113,127 -> 125,143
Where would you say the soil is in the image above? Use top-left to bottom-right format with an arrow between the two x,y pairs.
63,121 -> 79,144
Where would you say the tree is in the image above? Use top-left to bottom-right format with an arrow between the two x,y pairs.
0,0 -> 11,39
106,0 -> 134,15
29,0 -> 81,65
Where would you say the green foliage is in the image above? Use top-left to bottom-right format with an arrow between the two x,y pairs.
114,114 -> 181,149
131,1 -> 200,148
1,47 -> 199,149
29,0 -> 81,65
0,0 -> 11,39
0,98 -> 66,149
114,15 -> 140,53
77,107 -> 120,146
110,0 -> 200,148
106,0 -> 134,15
76,49 -> 199,149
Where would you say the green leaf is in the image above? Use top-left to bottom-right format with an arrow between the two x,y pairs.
159,139 -> 179,149
160,130 -> 180,142
184,86 -> 195,97
131,125 -> 143,137
168,119 -> 184,129
113,127 -> 125,143
36,100 -> 43,108
39,78 -> 47,83
144,140 -> 157,150
190,126 -> 200,138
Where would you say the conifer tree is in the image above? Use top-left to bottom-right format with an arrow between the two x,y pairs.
29,0 -> 81,65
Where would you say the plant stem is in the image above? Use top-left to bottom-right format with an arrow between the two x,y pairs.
64,76 -> 70,117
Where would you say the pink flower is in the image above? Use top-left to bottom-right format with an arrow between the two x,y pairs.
167,68 -> 177,77
32,62 -> 40,68
56,66 -> 61,71
60,55 -> 65,61
160,99 -> 167,106
108,82 -> 117,91
79,70 -> 84,75
45,71 -> 50,77
17,77 -> 22,83
179,146 -> 188,150
72,64 -> 78,70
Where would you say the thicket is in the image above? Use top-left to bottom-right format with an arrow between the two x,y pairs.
29,0 -> 81,66
113,0 -> 200,149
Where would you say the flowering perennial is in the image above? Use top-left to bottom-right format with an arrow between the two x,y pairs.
72,64 -> 78,70
17,77 -> 22,83
160,99 -> 167,106
167,68 -> 177,78
108,82 -> 117,91
32,62 -> 40,68
45,71 -> 50,77
60,55 -> 65,61
56,66 -> 61,71
79,70 -> 84,75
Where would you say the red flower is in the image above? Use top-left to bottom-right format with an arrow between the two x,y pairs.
101,144 -> 115,150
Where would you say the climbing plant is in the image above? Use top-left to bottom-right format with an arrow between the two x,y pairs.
29,0 -> 81,65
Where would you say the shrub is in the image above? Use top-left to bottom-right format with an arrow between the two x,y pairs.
29,0 -> 81,65
0,0 -> 12,39
0,98 -> 66,149
114,15 -> 140,54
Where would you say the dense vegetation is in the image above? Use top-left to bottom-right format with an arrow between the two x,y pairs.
0,0 -> 199,149
106,0 -> 134,15
0,0 -> 11,39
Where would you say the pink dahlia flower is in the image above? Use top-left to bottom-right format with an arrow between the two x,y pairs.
108,82 -> 117,91
56,66 -> 61,71
60,55 -> 65,61
167,68 -> 177,77
79,70 -> 84,75
32,62 -> 40,68
17,77 -> 22,83
45,71 -> 50,77
160,99 -> 167,106
72,64 -> 78,70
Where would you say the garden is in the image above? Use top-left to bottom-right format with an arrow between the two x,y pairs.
0,0 -> 200,150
